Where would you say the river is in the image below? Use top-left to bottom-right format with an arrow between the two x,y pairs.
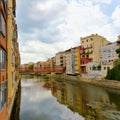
11,76 -> 120,120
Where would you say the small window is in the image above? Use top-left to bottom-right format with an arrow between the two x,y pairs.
86,39 -> 88,42
91,38 -> 93,41
0,13 -> 6,38
104,67 -> 106,70
0,48 -> 6,70
0,82 -> 6,110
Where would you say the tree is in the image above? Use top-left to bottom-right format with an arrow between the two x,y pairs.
28,64 -> 34,70
116,47 -> 120,58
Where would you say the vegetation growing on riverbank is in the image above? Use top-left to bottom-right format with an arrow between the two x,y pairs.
105,60 -> 120,81
106,47 -> 120,81
21,73 -> 49,81
21,73 -> 41,76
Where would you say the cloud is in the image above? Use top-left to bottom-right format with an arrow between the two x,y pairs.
16,0 -> 120,64
20,40 -> 58,63
112,5 -> 120,28
17,0 -> 66,33
92,0 -> 112,4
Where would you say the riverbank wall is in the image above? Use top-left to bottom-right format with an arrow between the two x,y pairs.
5,78 -> 20,120
50,74 -> 120,90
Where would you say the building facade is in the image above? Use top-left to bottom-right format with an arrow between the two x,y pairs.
0,0 -> 7,119
6,0 -> 20,119
66,49 -> 74,75
73,46 -> 81,75
7,0 -> 16,100
100,42 -> 119,75
55,51 -> 66,73
80,34 -> 110,73
66,46 -> 81,75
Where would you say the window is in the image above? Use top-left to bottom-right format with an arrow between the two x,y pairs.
12,54 -> 15,66
0,82 -> 6,110
91,38 -> 93,41
92,66 -> 96,70
12,72 -> 15,85
87,55 -> 89,58
104,67 -> 106,70
86,39 -> 88,42
0,48 -> 6,70
107,67 -> 110,70
0,12 -> 6,38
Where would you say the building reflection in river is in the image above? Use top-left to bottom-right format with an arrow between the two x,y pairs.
50,78 -> 120,120
13,77 -> 84,120
11,76 -> 120,120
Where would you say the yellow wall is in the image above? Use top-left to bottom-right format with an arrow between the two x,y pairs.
74,47 -> 81,74
7,0 -> 16,99
81,34 -> 110,62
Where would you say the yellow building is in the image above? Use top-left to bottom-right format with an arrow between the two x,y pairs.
7,0 -> 16,100
0,0 -> 7,120
14,25 -> 20,82
80,34 -> 110,73
80,34 -> 110,62
66,46 -> 81,75
73,46 -> 81,75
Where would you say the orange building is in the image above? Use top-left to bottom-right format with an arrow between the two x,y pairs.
0,0 -> 7,120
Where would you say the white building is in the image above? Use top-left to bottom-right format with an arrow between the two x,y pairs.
100,43 -> 118,63
66,50 -> 75,75
87,62 -> 100,73
100,42 -> 119,75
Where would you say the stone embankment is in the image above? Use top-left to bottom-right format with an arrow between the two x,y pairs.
51,74 -> 120,90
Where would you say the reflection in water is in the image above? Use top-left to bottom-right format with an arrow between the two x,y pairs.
15,76 -> 84,120
11,76 -> 120,120
10,81 -> 21,120
50,78 -> 120,120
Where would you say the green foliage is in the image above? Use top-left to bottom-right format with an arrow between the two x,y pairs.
105,61 -> 120,81
28,64 -> 34,70
116,47 -> 120,58
41,74 -> 49,80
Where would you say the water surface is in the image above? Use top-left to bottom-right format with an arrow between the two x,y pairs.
11,76 -> 120,120
20,77 -> 84,120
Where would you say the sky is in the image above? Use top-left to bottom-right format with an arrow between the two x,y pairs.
16,0 -> 120,64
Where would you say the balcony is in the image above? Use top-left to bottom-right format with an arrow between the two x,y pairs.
84,44 -> 93,49
83,50 -> 93,55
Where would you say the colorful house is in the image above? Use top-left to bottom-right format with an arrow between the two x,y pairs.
66,46 -> 81,75
80,34 -> 110,73
0,0 -> 7,119
55,51 -> 66,73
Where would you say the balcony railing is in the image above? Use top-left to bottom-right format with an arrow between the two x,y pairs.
83,44 -> 93,49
